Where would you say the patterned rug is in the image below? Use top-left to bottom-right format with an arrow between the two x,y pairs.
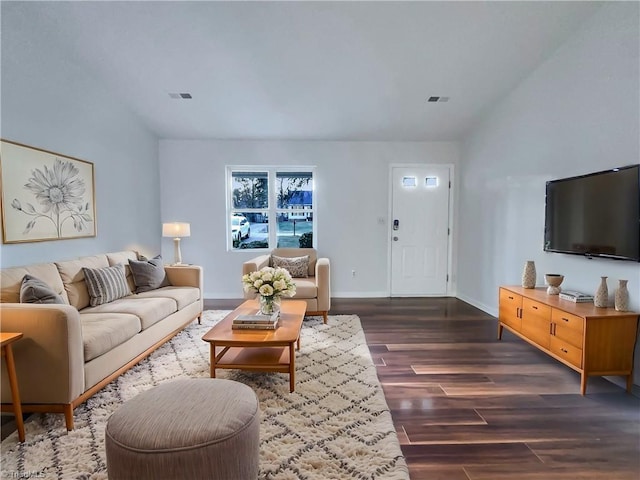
1,311 -> 409,480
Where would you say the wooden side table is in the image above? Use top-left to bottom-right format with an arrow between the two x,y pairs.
1,332 -> 25,442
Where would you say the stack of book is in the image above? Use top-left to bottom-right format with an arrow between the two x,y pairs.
232,311 -> 280,330
558,290 -> 594,303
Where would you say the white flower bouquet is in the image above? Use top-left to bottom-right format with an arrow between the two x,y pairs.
242,266 -> 297,314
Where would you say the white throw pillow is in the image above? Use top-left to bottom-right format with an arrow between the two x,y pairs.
271,255 -> 309,278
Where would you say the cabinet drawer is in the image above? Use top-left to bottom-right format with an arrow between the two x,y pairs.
551,310 -> 584,334
523,298 -> 551,321
499,289 -> 522,331
550,336 -> 583,368
521,299 -> 551,349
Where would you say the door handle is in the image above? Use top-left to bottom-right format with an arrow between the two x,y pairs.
393,219 -> 399,231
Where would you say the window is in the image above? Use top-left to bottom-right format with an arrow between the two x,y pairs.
227,167 -> 315,250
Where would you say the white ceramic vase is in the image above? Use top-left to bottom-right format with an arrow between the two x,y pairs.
521,261 -> 536,289
594,276 -> 608,308
614,280 -> 629,312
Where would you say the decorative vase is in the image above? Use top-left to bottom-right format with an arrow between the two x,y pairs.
521,261 -> 536,289
544,274 -> 564,295
614,280 -> 629,312
259,295 -> 281,316
594,276 -> 608,308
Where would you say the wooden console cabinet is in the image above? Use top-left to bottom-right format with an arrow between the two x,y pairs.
498,286 -> 639,394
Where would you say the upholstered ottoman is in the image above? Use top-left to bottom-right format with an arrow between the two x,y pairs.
105,378 -> 260,480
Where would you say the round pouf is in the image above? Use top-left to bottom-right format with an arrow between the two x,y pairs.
105,378 -> 260,480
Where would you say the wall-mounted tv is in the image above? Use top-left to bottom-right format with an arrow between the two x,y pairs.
544,164 -> 640,262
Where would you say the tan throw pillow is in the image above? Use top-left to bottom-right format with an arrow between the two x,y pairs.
271,255 -> 309,278
82,263 -> 130,306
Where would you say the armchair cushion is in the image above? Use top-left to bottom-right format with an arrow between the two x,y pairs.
271,255 -> 309,278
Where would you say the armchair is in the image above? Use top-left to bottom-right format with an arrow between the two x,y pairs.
242,248 -> 330,323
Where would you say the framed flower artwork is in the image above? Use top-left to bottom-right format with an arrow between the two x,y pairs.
0,140 -> 96,243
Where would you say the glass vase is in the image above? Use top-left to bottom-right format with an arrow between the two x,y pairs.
259,295 -> 281,316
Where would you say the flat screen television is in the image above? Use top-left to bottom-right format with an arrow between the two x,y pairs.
544,164 -> 640,262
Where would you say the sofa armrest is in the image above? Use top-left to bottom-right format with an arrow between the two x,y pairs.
165,265 -> 203,290
0,304 -> 85,404
242,255 -> 270,275
315,257 -> 331,312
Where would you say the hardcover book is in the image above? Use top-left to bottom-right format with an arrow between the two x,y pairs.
559,290 -> 593,303
232,320 -> 279,330
233,311 -> 279,324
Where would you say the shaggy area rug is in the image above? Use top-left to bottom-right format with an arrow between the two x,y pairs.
1,311 -> 409,480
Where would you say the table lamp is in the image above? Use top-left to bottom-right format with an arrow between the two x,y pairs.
162,222 -> 190,265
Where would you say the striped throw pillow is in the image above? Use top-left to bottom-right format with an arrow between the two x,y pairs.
82,263 -> 130,306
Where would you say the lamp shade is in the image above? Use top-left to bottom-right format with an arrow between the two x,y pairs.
162,222 -> 191,238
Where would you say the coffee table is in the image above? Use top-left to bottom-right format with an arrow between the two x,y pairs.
202,299 -> 307,392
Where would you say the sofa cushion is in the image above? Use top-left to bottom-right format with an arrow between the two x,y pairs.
82,296 -> 176,330
20,275 -> 66,304
56,255 -> 109,310
129,255 -> 169,293
83,264 -> 131,307
291,277 -> 317,298
1,262 -> 69,304
133,286 -> 200,310
80,313 -> 142,362
271,255 -> 309,278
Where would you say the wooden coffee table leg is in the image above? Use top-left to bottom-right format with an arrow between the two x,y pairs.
210,343 -> 216,378
289,342 -> 295,393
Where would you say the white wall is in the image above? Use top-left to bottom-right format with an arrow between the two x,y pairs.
458,3 -> 640,383
159,140 -> 459,298
0,4 -> 161,267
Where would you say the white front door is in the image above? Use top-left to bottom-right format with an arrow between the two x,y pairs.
390,165 -> 451,296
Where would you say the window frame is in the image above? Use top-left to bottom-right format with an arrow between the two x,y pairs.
226,166 -> 316,251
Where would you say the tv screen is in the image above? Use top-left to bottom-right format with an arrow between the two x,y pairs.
544,164 -> 640,262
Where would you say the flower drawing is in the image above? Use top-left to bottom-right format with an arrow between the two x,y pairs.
11,158 -> 93,237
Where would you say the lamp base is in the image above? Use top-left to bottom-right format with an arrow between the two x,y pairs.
173,238 -> 183,265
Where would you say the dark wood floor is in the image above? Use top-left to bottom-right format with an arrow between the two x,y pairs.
4,297 -> 638,479
211,297 -> 640,480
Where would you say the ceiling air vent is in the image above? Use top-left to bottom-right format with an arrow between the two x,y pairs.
169,93 -> 192,99
427,96 -> 449,103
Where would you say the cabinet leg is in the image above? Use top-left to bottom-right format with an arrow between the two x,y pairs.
626,374 -> 633,393
497,323 -> 503,340
580,373 -> 587,395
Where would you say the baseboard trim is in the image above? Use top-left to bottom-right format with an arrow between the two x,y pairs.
456,293 -> 497,317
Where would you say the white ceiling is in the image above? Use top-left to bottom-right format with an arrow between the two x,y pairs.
4,1 -> 603,141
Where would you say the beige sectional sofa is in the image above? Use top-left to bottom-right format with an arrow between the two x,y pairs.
0,250 -> 203,430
